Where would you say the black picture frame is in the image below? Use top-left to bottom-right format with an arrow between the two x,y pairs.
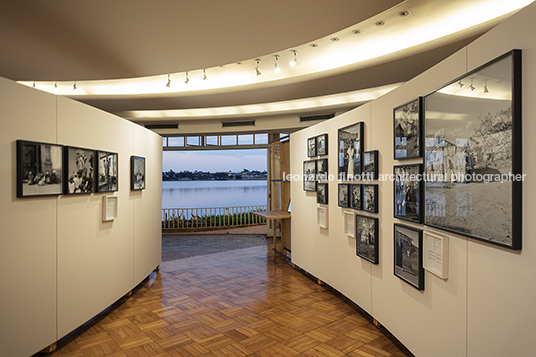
97,151 -> 118,193
131,156 -> 146,190
317,183 -> 328,205
394,97 -> 424,160
356,214 -> 379,264
64,146 -> 96,194
316,158 -> 328,181
424,50 -> 522,250
16,140 -> 64,197
394,224 -> 424,290
363,184 -> 378,213
338,122 -> 364,180
307,137 -> 316,157
394,164 -> 423,223
338,183 -> 349,208
363,150 -> 379,180
303,160 -> 317,191
350,184 -> 362,210
316,133 -> 328,156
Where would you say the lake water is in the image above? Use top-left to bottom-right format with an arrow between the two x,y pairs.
162,180 -> 267,208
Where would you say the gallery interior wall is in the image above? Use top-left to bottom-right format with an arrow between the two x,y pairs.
0,77 -> 162,357
290,3 -> 536,357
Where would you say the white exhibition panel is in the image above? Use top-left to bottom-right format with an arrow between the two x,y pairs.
0,78 -> 162,355
0,78 -> 58,357
291,3 -> 536,356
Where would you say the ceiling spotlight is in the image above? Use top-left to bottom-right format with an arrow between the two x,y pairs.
32,81 -> 36,88
309,43 -> 318,48
458,80 -> 465,89
166,74 -> 171,88
203,69 -> 207,81
274,55 -> 280,73
330,37 -> 339,42
470,79 -> 476,92
289,50 -> 298,67
484,80 -> 489,93
399,10 -> 410,17
73,81 -> 78,92
185,72 -> 189,85
255,59 -> 262,76
375,20 -> 385,26
53,82 -> 58,92
352,29 -> 361,35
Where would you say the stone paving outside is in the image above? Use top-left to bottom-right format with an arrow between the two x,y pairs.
162,224 -> 269,261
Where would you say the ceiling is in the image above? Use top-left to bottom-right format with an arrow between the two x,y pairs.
0,0 -> 532,125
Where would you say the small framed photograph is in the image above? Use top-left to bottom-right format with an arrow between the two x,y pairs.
102,195 -> 118,221
394,224 -> 424,290
65,146 -> 96,194
307,137 -> 316,157
16,140 -> 63,197
316,134 -> 328,156
131,156 -> 146,190
316,158 -> 328,181
338,122 -> 364,180
317,206 -> 328,229
317,183 -> 328,204
363,150 -> 378,180
303,160 -> 317,191
338,183 -> 349,207
356,214 -> 379,264
363,184 -> 378,213
394,164 -> 423,223
344,211 -> 354,238
394,97 -> 423,160
97,151 -> 118,192
350,184 -> 362,210
423,231 -> 449,280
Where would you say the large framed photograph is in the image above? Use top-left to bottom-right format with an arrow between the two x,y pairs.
316,134 -> 328,156
303,160 -> 316,192
363,150 -> 378,180
317,183 -> 328,205
338,122 -> 364,180
97,151 -> 118,192
363,184 -> 378,213
394,97 -> 423,160
316,158 -> 328,181
423,230 -> 449,280
424,50 -> 522,250
338,183 -> 349,207
131,156 -> 146,190
350,184 -> 362,210
394,164 -> 423,223
307,137 -> 316,157
356,214 -> 379,264
394,224 -> 424,290
65,146 -> 96,194
16,140 -> 63,197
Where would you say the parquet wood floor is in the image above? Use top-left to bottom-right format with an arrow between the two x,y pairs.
40,245 -> 414,357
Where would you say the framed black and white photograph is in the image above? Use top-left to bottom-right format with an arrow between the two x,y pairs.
424,50 -> 522,250
394,97 -> 423,160
350,184 -> 362,210
65,146 -> 96,194
97,151 -> 118,192
338,122 -> 364,180
394,164 -> 423,223
303,160 -> 317,191
363,150 -> 378,180
316,158 -> 328,181
316,134 -> 328,156
394,224 -> 424,290
356,214 -> 379,264
16,140 -> 63,197
317,183 -> 328,204
307,137 -> 316,157
131,156 -> 146,190
338,183 -> 349,207
363,184 -> 378,213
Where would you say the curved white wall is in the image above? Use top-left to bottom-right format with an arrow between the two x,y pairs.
0,78 -> 162,356
291,3 -> 536,356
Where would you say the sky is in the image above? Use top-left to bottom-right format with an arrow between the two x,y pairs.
163,149 -> 267,173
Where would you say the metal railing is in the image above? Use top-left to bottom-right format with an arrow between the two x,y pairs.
162,205 -> 267,230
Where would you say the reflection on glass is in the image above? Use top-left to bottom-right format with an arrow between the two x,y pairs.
238,135 -> 254,145
168,137 -> 184,147
222,135 -> 237,146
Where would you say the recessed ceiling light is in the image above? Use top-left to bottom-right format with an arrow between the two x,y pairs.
352,29 -> 361,35
330,37 -> 339,42
375,20 -> 385,26
309,43 -> 318,48
399,10 -> 410,17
